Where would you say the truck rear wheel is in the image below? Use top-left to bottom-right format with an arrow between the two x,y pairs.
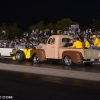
33,54 -> 40,64
15,50 -> 25,62
64,56 -> 73,66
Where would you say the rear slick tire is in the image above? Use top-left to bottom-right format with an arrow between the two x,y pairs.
15,50 -> 25,62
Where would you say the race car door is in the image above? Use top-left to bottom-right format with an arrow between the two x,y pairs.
45,38 -> 55,58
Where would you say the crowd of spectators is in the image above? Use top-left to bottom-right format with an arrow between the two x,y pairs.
0,27 -> 100,49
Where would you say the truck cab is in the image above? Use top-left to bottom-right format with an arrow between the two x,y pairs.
40,35 -> 73,59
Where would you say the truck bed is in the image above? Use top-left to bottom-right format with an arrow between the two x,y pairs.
59,47 -> 100,59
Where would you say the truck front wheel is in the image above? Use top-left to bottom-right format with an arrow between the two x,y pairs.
33,54 -> 40,64
63,56 -> 73,66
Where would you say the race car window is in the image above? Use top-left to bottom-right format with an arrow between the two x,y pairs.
62,38 -> 70,42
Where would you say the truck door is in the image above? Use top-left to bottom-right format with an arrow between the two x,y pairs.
45,38 -> 55,58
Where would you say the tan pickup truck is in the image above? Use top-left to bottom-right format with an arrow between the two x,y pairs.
31,35 -> 100,66
10,35 -> 100,66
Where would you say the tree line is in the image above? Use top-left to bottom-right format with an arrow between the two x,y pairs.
0,18 -> 100,39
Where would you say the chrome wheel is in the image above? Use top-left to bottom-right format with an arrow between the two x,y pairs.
16,53 -> 21,60
64,56 -> 72,66
33,54 -> 40,64
15,50 -> 25,62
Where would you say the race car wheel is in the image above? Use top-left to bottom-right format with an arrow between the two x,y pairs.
64,56 -> 73,66
33,54 -> 40,64
15,50 -> 25,62
12,56 -> 16,61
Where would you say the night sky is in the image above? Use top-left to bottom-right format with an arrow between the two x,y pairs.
0,0 -> 100,30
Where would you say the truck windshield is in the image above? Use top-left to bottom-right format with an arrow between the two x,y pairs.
48,38 -> 52,44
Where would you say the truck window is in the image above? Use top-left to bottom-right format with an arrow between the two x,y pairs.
48,38 -> 52,44
52,38 -> 55,44
62,38 -> 70,42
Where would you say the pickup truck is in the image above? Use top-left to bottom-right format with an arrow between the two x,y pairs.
10,35 -> 100,66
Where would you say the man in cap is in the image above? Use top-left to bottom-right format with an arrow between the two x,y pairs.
90,35 -> 100,50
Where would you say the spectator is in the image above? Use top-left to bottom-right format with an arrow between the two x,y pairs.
64,39 -> 73,48
83,38 -> 90,49
71,37 -> 83,48
90,35 -> 100,50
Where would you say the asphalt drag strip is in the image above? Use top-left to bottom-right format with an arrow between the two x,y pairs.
0,70 -> 100,100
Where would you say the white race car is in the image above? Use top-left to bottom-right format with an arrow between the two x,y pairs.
0,45 -> 25,58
